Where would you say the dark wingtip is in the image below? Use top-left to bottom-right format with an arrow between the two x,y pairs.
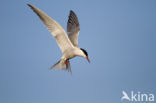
27,4 -> 34,10
69,10 -> 76,15
27,4 -> 31,7
70,10 -> 74,13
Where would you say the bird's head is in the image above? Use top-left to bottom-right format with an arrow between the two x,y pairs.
80,48 -> 90,63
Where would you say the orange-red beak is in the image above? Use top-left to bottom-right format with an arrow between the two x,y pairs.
86,56 -> 90,63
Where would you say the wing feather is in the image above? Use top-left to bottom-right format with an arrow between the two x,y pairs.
28,4 -> 73,53
67,10 -> 80,47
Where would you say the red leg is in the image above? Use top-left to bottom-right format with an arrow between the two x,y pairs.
65,60 -> 69,70
65,60 -> 69,65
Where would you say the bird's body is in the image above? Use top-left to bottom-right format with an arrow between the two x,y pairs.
62,47 -> 86,59
28,4 -> 89,72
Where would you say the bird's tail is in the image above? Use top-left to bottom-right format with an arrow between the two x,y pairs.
49,59 -> 72,73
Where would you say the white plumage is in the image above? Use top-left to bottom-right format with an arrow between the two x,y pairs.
28,4 -> 90,72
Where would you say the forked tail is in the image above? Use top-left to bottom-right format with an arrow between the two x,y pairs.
49,59 -> 72,73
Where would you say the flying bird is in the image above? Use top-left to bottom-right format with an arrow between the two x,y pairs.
27,4 -> 90,72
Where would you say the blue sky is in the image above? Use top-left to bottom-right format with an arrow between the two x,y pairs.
0,0 -> 156,103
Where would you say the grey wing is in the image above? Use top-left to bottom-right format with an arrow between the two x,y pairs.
67,10 -> 80,47
28,4 -> 73,53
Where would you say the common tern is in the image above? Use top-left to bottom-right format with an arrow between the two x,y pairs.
28,4 -> 90,72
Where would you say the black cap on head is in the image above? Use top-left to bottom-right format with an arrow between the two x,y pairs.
80,48 -> 88,57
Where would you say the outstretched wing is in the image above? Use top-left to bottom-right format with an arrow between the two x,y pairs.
28,4 -> 73,53
67,10 -> 80,47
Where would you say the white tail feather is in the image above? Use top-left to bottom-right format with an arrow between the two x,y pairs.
49,59 -> 72,73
